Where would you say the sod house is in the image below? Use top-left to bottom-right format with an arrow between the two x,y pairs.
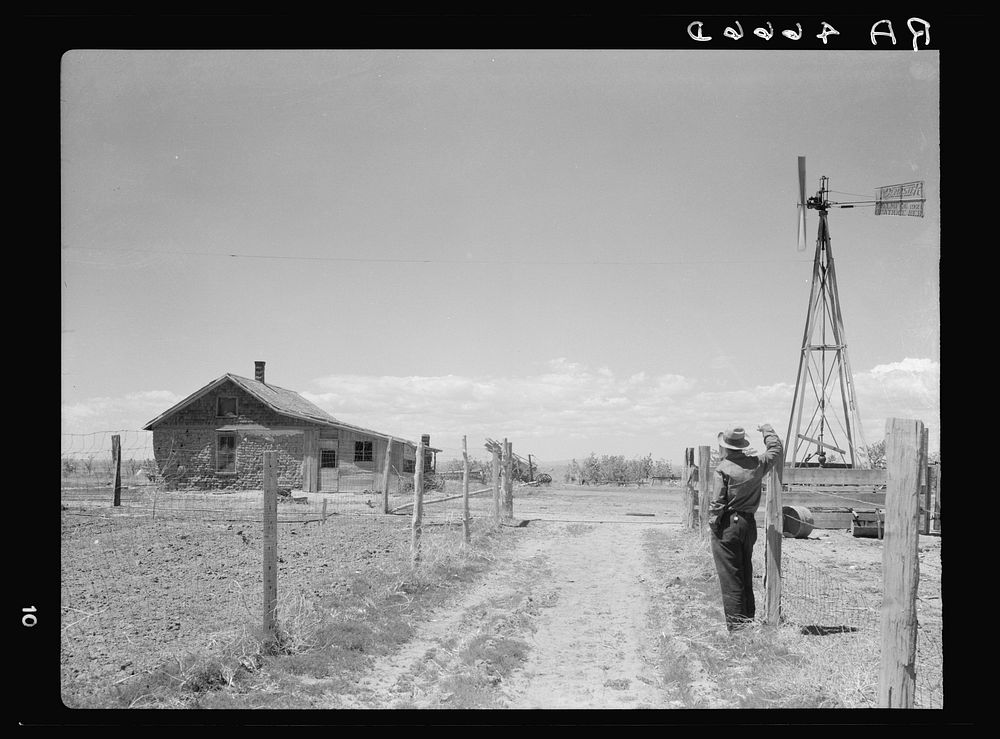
143,362 -> 439,492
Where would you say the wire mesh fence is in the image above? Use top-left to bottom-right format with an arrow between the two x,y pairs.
748,540 -> 943,709
59,431 -> 514,705
389,473 -> 501,526
61,431 -> 412,704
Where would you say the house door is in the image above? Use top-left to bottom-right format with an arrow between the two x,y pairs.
319,441 -> 338,492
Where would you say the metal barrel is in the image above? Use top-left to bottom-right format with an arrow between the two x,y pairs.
782,505 -> 815,539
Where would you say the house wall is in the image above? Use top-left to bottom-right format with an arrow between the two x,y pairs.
150,380 -> 313,490
400,443 -> 416,472
151,426 -> 305,490
315,434 -> 417,492
335,428 -> 380,492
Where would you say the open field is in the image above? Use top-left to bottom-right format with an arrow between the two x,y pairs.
60,482 -> 943,711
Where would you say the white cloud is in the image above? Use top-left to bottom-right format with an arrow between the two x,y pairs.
60,357 -> 939,465
854,358 -> 940,451
61,390 -> 184,456
62,390 -> 184,433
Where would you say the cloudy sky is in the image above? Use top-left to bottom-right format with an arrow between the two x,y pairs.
60,48 -> 939,466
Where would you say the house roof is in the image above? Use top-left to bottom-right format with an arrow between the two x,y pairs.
228,373 -> 340,425
142,373 -> 339,430
142,373 -> 438,449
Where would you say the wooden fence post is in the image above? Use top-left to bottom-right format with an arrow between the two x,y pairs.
919,428 -> 929,535
262,450 -> 278,640
321,497 -> 328,525
930,464 -> 941,533
503,440 -> 514,520
111,434 -> 122,507
878,418 -> 923,709
698,445 -> 711,534
492,446 -> 501,523
763,462 -> 784,626
411,441 -> 424,565
462,435 -> 471,543
684,447 -> 697,529
680,448 -> 687,527
382,437 -> 394,514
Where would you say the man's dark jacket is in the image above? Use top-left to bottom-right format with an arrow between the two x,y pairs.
708,425 -> 783,529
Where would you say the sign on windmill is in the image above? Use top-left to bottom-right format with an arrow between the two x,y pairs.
875,181 -> 925,217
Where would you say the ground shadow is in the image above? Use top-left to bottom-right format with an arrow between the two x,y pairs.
799,624 -> 859,636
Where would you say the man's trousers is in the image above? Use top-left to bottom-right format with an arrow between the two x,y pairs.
710,512 -> 758,631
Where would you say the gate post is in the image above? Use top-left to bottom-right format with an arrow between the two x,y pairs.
878,418 -> 923,708
262,451 -> 278,640
698,445 -> 711,534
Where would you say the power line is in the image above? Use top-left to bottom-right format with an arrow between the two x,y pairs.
60,245 -> 822,266
829,189 -> 876,199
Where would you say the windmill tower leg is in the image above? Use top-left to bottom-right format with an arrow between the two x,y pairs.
786,202 -> 868,469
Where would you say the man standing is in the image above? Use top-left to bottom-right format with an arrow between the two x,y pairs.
708,424 -> 783,632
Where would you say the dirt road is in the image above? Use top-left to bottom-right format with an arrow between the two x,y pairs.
324,484 -> 692,709
317,482 -> 942,710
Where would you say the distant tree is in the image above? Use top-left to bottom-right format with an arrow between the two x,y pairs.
127,458 -> 142,477
571,453 -> 666,485
650,458 -> 673,478
565,459 -> 580,483
443,456 -> 484,473
865,440 -> 887,469
443,458 -> 465,473
864,439 -> 939,467
581,453 -> 600,485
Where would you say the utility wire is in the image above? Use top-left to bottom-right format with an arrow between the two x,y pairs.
829,189 -> 876,199
59,245 -> 825,266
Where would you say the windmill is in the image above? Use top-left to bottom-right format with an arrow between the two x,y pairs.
786,156 -> 925,469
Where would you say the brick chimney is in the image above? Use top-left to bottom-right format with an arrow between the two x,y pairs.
255,361 -> 266,383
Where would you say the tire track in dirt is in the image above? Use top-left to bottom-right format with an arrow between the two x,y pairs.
318,486 -> 688,709
318,531 -> 544,709
499,521 -> 668,708
323,519 -> 678,709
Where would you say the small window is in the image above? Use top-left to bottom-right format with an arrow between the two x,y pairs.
354,441 -> 373,462
217,396 -> 238,417
320,449 -> 338,469
216,433 -> 237,473
403,458 -> 415,474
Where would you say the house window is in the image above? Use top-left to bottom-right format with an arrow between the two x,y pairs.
320,449 -> 338,469
216,433 -> 237,474
217,396 -> 238,418
354,441 -> 373,462
403,458 -> 415,473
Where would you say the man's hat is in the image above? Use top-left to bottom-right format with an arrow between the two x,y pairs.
718,427 -> 751,450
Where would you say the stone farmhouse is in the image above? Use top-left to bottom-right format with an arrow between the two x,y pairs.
143,361 -> 439,492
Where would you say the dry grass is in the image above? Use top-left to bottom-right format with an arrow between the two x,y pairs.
648,528 -> 891,709
82,516 -> 508,709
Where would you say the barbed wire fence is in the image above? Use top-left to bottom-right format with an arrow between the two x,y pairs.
61,430 -> 418,705
62,431 -> 262,704
60,430 -> 534,706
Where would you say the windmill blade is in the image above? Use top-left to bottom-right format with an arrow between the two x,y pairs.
796,156 -> 808,251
